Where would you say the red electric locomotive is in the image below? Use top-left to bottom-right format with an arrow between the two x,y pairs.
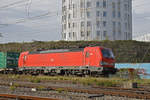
18,46 -> 116,76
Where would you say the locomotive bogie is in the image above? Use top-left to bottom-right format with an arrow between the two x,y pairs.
18,66 -> 104,76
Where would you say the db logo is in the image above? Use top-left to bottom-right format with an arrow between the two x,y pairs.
50,58 -> 54,62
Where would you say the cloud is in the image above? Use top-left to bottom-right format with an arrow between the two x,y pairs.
0,0 -> 150,43
0,0 -> 61,43
132,0 -> 150,37
133,0 -> 150,14
145,17 -> 150,20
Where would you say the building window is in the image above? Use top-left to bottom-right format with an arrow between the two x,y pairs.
103,21 -> 106,27
81,11 -> 84,18
73,11 -> 76,18
73,4 -> 75,9
103,11 -> 107,17
68,14 -> 71,19
96,1 -> 100,8
80,2 -> 84,8
112,11 -> 115,18
118,0 -> 121,10
81,31 -> 85,37
112,21 -> 116,39
124,4 -> 128,11
124,32 -> 127,40
124,13 -> 127,20
69,4 -> 71,10
97,31 -> 100,36
118,29 -> 121,36
64,24 -> 66,29
87,1 -> 91,8
96,11 -> 100,17
73,32 -> 76,38
81,21 -> 84,27
87,21 -> 91,27
103,0 -> 106,8
103,31 -> 107,37
113,30 -> 116,36
87,11 -> 90,18
113,21 -> 116,27
68,23 -> 71,28
62,6 -> 66,13
96,21 -> 100,28
62,0 -> 65,3
63,33 -> 66,39
73,22 -> 75,28
118,22 -> 121,35
87,31 -> 91,37
118,12 -> 121,18
69,32 -> 72,38
63,15 -> 66,21
125,23 -> 127,30
112,2 -> 115,9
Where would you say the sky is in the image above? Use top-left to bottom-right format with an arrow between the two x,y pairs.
0,0 -> 150,43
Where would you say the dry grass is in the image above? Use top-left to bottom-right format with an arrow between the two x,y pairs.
0,74 -> 149,87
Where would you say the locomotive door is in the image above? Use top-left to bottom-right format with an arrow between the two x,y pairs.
84,49 -> 96,66
85,50 -> 90,66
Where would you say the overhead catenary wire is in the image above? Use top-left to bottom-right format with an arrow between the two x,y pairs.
0,0 -> 61,27
0,0 -> 29,10
0,0 -> 137,11
0,0 -> 148,12
0,0 -> 148,20
0,11 -> 61,28
0,0 -> 149,35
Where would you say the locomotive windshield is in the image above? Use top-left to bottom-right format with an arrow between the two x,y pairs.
101,49 -> 114,59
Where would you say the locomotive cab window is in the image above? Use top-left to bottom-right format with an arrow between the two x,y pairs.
101,49 -> 114,59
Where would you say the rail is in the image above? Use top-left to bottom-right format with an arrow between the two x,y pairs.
0,94 -> 60,100
0,82 -> 150,99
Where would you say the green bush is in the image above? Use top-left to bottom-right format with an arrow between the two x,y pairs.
0,40 -> 150,63
30,78 -> 41,83
10,86 -> 16,91
56,88 -> 64,93
96,81 -> 117,87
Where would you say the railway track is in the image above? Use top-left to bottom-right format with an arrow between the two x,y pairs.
92,86 -> 150,93
0,81 -> 150,99
49,86 -> 150,99
0,94 -> 60,100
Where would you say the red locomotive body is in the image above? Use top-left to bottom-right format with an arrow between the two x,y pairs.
18,46 -> 116,75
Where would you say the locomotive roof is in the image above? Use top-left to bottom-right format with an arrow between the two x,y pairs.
29,48 -> 84,54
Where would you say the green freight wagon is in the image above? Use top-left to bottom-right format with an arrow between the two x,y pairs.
0,52 -> 20,70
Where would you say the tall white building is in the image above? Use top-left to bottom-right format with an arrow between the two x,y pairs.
62,0 -> 132,41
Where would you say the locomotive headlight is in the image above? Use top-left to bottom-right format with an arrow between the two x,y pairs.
100,61 -> 108,65
100,62 -> 115,66
110,63 -> 115,66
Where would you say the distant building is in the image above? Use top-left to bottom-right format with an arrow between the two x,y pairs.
133,34 -> 150,42
62,0 -> 132,41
